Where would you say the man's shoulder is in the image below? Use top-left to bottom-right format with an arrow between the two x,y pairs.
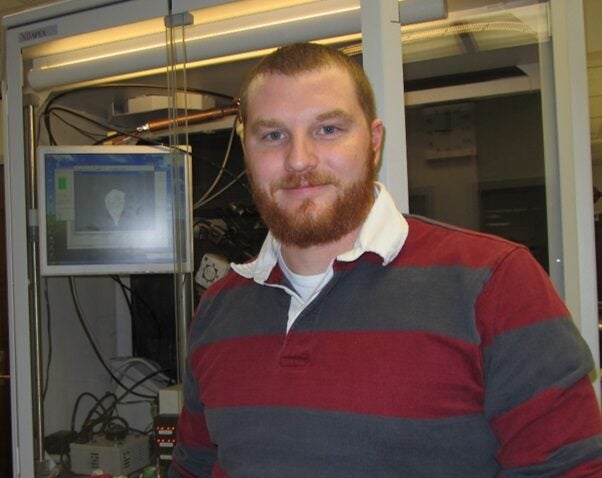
397,214 -> 526,269
202,267 -> 253,298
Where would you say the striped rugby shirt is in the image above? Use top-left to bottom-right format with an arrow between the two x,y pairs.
170,185 -> 602,477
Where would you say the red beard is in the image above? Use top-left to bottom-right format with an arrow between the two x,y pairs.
249,157 -> 375,248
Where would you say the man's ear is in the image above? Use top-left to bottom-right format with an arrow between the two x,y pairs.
236,120 -> 246,152
371,119 -> 384,167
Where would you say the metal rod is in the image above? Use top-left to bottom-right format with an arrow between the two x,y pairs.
23,96 -> 48,474
176,273 -> 193,382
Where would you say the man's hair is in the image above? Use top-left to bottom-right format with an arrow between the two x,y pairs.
238,42 -> 377,127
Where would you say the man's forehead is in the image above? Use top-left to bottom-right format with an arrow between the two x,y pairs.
248,108 -> 354,131
248,65 -> 350,92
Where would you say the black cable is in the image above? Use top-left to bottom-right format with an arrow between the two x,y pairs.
41,83 -> 235,115
110,276 -> 139,357
92,130 -> 139,145
59,451 -> 70,468
111,275 -> 164,362
194,159 -> 250,210
91,128 -> 199,149
196,169 -> 248,209
111,276 -> 133,311
102,415 -> 129,434
42,278 -> 53,400
77,392 -> 120,441
67,365 -> 172,456
49,109 -> 109,142
196,116 -> 238,206
204,158 -> 250,193
45,105 -> 132,140
68,277 -> 155,399
41,83 -> 235,135
43,109 -> 57,145
70,392 -> 102,432
44,107 -> 128,147
64,391 -> 107,470
40,83 -> 236,147
112,367 -> 172,435
81,393 -> 113,430
77,368 -> 169,439
116,367 -> 171,403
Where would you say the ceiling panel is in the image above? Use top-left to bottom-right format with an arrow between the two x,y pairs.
0,0 -> 58,17
1,0 -> 601,161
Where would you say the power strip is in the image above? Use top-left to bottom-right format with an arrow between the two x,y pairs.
70,432 -> 150,476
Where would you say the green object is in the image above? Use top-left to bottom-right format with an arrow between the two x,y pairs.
142,466 -> 157,478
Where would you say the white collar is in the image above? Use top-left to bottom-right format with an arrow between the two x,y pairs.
231,182 -> 409,283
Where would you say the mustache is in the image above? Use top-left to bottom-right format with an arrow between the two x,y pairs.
271,172 -> 338,191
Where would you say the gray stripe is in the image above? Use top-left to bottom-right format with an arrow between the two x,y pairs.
503,435 -> 602,477
307,262 -> 490,343
182,358 -> 203,413
483,317 -> 594,417
171,442 -> 216,477
205,406 -> 499,478
194,262 -> 491,346
191,283 -> 289,347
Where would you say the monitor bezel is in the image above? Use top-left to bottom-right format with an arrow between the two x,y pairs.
37,144 -> 193,276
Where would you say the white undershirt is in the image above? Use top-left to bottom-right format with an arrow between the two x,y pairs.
232,184 -> 409,332
278,252 -> 333,332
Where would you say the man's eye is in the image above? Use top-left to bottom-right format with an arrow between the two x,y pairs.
264,131 -> 284,141
320,125 -> 338,135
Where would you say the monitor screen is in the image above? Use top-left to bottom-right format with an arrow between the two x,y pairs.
37,145 -> 192,276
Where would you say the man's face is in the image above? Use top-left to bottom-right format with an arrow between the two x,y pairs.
243,66 -> 383,248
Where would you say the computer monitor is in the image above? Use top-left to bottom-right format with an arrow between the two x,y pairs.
37,145 -> 193,276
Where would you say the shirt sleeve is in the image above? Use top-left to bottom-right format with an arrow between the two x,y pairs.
168,353 -> 218,477
475,246 -> 602,475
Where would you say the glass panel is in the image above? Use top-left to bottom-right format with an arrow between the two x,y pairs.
11,4 -> 198,453
403,1 -> 551,271
583,0 -> 602,357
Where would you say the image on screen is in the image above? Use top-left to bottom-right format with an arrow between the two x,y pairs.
37,145 -> 192,276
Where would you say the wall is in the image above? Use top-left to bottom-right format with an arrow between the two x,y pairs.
41,276 -> 119,435
406,93 -> 545,230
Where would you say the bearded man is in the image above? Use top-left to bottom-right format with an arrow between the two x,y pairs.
170,42 -> 602,478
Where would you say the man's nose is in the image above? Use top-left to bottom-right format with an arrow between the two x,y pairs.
285,135 -> 317,173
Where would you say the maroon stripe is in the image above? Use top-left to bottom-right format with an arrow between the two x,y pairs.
492,377 -> 602,468
176,406 -> 214,448
203,272 -> 251,297
192,330 -> 484,419
401,217 -> 518,268
475,248 -> 570,346
558,460 -> 602,478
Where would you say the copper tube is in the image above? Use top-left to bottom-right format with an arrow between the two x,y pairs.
137,104 -> 239,132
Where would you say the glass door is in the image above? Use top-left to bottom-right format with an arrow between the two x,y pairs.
584,0 -> 602,362
400,2 -> 551,270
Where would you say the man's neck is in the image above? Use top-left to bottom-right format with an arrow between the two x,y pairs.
280,226 -> 360,275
